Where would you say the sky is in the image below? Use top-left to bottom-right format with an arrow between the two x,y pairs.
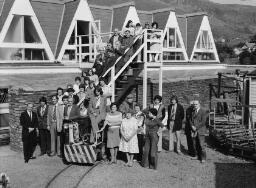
209,0 -> 256,6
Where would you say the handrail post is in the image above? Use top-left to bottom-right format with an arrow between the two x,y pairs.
111,66 -> 115,102
79,36 -> 82,68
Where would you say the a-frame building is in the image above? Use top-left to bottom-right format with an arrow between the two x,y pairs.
153,8 -> 189,63
177,12 -> 219,63
0,0 -> 54,62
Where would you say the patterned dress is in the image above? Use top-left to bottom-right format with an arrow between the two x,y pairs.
119,117 -> 139,154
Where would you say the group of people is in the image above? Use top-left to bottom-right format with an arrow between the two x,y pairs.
20,75 -> 207,170
92,20 -> 163,78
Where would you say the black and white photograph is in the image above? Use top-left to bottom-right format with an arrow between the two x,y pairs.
0,0 -> 256,187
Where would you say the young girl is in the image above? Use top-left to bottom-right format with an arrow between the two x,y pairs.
119,110 -> 139,167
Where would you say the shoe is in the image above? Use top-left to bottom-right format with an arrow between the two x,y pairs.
50,153 -> 56,157
39,153 -> 45,156
30,156 -> 36,160
25,160 -> 28,163
177,151 -> 182,155
201,160 -> 206,164
190,156 -> 197,160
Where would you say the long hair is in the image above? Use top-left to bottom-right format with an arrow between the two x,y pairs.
125,20 -> 133,28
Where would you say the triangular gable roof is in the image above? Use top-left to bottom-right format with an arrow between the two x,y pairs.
57,0 -> 95,61
31,0 -> 64,55
0,0 -> 55,60
55,0 -> 80,58
163,11 -> 189,61
0,0 -> 14,33
122,6 -> 140,29
190,15 -> 219,62
177,13 -> 204,59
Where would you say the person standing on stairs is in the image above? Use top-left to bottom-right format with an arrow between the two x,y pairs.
119,94 -> 136,116
109,28 -> 123,49
143,95 -> 166,152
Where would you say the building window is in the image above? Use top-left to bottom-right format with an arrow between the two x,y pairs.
193,52 -> 215,61
163,28 -> 181,49
163,52 -> 185,61
196,30 -> 213,50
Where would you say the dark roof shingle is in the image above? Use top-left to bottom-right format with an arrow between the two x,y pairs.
55,0 -> 80,58
112,5 -> 130,31
0,0 -> 15,32
31,1 -> 64,55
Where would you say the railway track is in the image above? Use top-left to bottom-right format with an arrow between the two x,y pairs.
45,161 -> 102,188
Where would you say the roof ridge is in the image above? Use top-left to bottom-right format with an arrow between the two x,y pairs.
177,12 -> 207,18
30,0 -> 65,5
111,1 -> 135,9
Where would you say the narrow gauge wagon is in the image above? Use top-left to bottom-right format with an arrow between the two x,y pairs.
63,120 -> 104,164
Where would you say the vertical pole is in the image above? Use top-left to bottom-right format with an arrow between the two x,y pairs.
143,30 -> 148,109
89,22 -> 92,62
111,67 -> 115,102
159,29 -> 163,97
217,73 -> 222,98
79,36 -> 82,68
21,16 -> 25,60
143,64 -> 148,109
209,84 -> 212,111
75,22 -> 78,63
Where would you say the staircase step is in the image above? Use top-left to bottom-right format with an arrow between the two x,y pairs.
118,80 -> 129,84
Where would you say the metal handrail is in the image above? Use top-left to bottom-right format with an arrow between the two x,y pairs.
101,31 -> 145,78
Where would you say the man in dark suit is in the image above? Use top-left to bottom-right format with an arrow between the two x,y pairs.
64,97 -> 80,121
167,95 -> 184,154
20,103 -> 38,163
36,97 -> 50,156
190,100 -> 207,163
185,101 -> 196,157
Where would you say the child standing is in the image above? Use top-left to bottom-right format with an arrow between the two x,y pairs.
119,111 -> 139,167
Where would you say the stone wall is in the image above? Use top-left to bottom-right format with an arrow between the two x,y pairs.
9,89 -> 55,152
137,78 -> 235,110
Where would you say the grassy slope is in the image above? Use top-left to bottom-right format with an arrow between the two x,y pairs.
88,0 -> 256,41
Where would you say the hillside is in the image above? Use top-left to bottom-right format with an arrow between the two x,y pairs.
88,0 -> 256,42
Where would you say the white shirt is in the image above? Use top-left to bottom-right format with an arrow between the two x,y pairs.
73,84 -> 80,94
102,85 -> 112,105
27,110 -> 32,120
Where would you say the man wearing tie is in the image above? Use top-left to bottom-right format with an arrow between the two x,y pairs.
20,103 -> 38,163
47,95 -> 60,156
190,100 -> 207,163
167,95 -> 184,154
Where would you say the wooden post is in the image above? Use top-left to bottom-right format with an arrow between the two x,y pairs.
143,30 -> 148,109
89,22 -> 92,62
217,73 -> 222,98
79,36 -> 82,67
111,67 -> 115,102
143,64 -> 148,109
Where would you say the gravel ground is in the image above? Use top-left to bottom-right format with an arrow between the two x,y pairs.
79,131 -> 256,188
0,131 -> 256,188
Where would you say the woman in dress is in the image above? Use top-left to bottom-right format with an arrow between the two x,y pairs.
119,110 -> 139,167
149,22 -> 162,62
102,103 -> 122,164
